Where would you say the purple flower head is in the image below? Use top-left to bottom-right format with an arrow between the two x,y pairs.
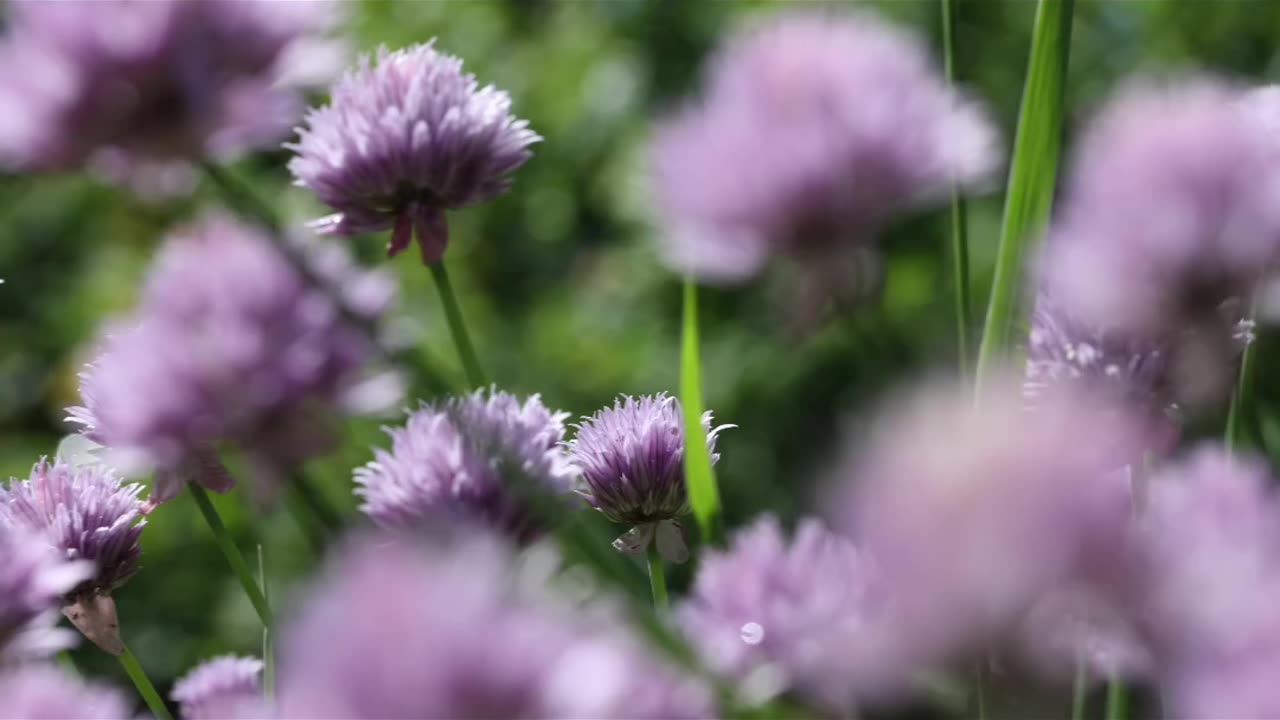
650,10 -> 999,284
829,374 -> 1150,687
567,393 -> 731,562
356,389 -> 575,541
1044,79 -> 1280,354
288,42 -> 540,264
680,515 -> 879,712
278,532 -> 711,719
0,525 -> 89,660
69,214 -> 396,505
0,458 -> 145,595
0,665 -> 129,719
1130,446 -> 1280,719
0,0 -> 335,192
172,655 -> 265,720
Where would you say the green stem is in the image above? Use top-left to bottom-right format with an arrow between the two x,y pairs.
199,161 -> 282,233
1071,662 -> 1088,720
428,261 -> 487,388
973,665 -> 988,720
942,0 -> 971,377
975,0 -> 1075,389
119,644 -> 174,720
1105,678 -> 1128,720
189,485 -> 274,628
292,472 -> 342,536
646,543 -> 669,610
1226,306 -> 1258,454
258,545 -> 275,701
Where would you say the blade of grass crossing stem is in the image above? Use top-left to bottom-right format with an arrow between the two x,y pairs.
189,484 -> 274,629
428,261 -> 487,389
975,0 -> 1075,390
119,644 -> 174,720
680,280 -> 722,545
942,0 -> 971,377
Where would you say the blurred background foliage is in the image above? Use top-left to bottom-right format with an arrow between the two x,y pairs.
3,0 -> 1280,696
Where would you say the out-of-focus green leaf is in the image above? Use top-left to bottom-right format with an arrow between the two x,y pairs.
975,0 -> 1075,388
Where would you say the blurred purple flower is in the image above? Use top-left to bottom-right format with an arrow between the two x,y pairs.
650,10 -> 999,284
567,393 -> 731,562
68,214 -> 396,505
1043,79 -> 1280,386
0,0 -> 335,193
1132,447 -> 1280,716
288,42 -> 540,264
355,389 -> 575,541
0,665 -> 129,719
172,655 -> 265,720
828,374 -> 1149,690
0,458 -> 145,595
0,525 -> 89,660
680,515 -> 878,712
277,532 -> 711,719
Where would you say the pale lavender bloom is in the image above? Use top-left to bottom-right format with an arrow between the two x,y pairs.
288,42 -> 540,263
68,214 -> 395,505
356,389 -> 575,541
0,526 -> 89,660
172,655 -> 264,720
0,665 -> 130,719
277,533 -> 711,719
829,375 -> 1149,691
1045,79 -> 1280,347
0,458 -> 145,594
567,393 -> 730,561
1025,296 -> 1169,412
1130,447 -> 1280,716
650,10 -> 999,283
680,515 -> 877,712
0,0 -> 334,191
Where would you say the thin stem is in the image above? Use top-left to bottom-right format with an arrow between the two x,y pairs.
189,485 -> 274,628
428,260 -> 487,388
973,665 -> 988,720
1226,303 -> 1258,454
942,0 -> 971,377
646,543 -> 669,610
258,545 -> 275,701
1105,678 -> 1128,720
199,161 -> 282,233
119,644 -> 174,720
57,650 -> 79,677
291,471 -> 342,536
1071,661 -> 1088,720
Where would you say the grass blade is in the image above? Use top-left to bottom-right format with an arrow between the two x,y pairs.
975,0 -> 1075,388
943,0 -> 972,377
679,280 -> 722,545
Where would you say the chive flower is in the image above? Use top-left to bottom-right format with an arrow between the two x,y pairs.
288,42 -> 540,263
172,655 -> 264,720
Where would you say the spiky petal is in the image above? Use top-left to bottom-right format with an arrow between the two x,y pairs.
172,655 -> 265,720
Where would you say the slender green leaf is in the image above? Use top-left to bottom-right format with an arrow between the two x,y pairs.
679,280 -> 722,545
975,0 -> 1075,388
943,0 -> 972,377
119,644 -> 174,720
